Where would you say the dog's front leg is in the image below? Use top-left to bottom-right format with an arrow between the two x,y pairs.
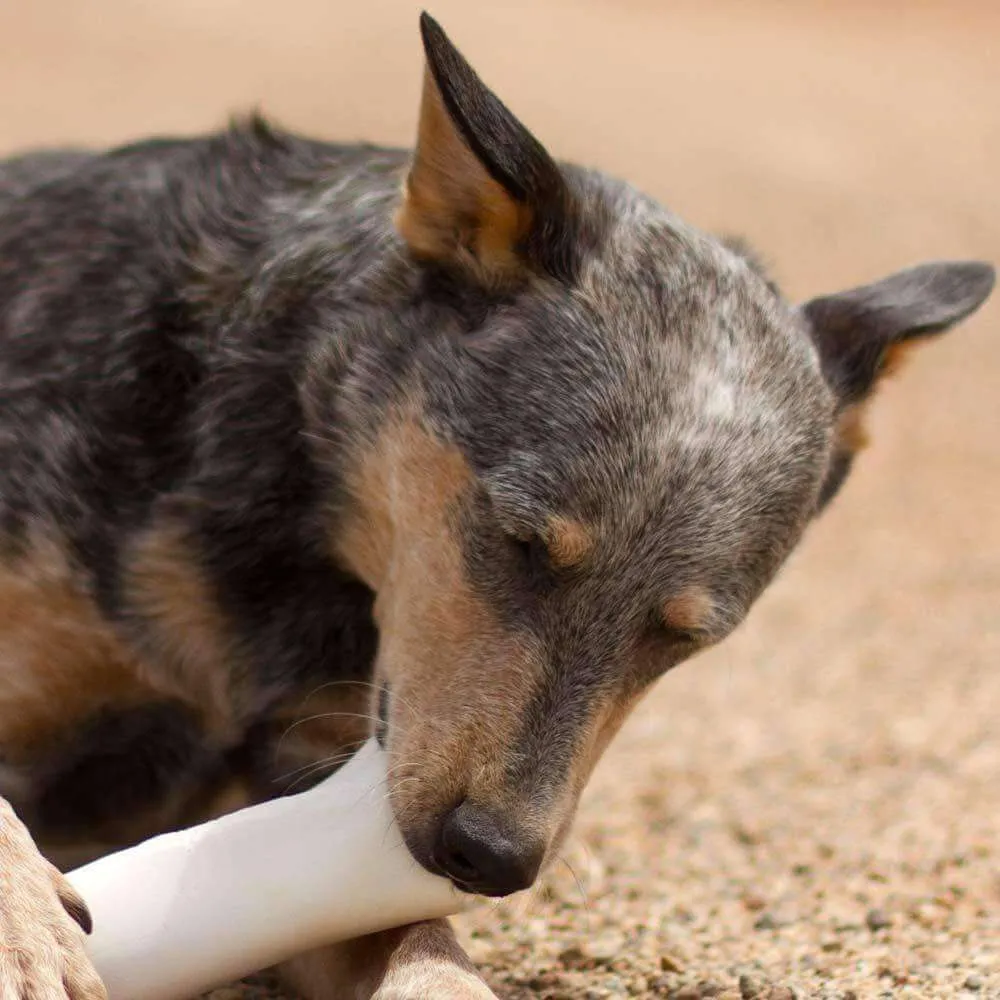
368,919 -> 497,1000
279,918 -> 496,1000
0,797 -> 107,999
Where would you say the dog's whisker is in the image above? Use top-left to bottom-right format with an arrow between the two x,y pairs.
280,710 -> 385,739
272,746 -> 364,785
558,855 -> 593,927
274,747 -> 367,792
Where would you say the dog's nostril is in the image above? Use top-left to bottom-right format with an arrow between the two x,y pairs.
443,847 -> 477,881
435,802 -> 544,897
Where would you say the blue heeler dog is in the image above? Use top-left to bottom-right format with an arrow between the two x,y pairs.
0,13 -> 993,999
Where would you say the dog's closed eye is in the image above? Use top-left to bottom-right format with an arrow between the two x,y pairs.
654,620 -> 708,647
636,614 -> 710,682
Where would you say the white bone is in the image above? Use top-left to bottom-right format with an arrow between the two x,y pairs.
67,740 -> 471,1000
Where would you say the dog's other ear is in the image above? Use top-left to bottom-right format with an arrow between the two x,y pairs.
396,13 -> 576,288
803,261 -> 995,404
802,260 -> 995,508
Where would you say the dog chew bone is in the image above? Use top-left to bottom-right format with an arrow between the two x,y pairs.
67,740 -> 471,1000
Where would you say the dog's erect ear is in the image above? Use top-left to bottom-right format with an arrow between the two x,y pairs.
803,261 -> 995,404
801,260 -> 995,507
396,13 -> 576,288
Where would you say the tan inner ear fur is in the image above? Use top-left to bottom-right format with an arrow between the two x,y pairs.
395,68 -> 533,287
834,402 -> 870,454
833,338 -> 921,459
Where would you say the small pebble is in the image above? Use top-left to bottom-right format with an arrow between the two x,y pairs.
660,954 -> 685,974
866,907 -> 892,931
769,988 -> 799,1000
739,974 -> 766,999
964,974 -> 984,991
558,944 -> 588,969
648,976 -> 676,996
669,988 -> 702,1000
753,912 -> 781,930
584,931 -> 624,964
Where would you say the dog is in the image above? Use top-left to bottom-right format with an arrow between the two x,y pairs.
0,12 -> 993,999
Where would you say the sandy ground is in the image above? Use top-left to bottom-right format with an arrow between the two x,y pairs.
1,2 -> 997,998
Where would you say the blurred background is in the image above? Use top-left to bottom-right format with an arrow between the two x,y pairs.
1,2 -> 996,997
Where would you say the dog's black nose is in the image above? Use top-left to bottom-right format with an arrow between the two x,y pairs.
434,803 -> 544,897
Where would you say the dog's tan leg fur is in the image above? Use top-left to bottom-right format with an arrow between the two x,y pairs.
0,797 -> 107,999
279,919 -> 496,1000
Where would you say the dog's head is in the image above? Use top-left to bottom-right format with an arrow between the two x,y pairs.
327,14 -> 994,896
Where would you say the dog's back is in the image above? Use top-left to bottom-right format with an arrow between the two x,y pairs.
0,134 -> 225,863
0,124 -> 398,864
0,150 -> 94,204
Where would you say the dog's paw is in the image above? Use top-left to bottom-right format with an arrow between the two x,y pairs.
373,963 -> 498,1000
0,800 -> 107,999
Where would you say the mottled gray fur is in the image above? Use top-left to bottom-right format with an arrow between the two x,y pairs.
0,13 -> 993,1000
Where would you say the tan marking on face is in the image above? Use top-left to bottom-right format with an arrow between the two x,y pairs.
124,523 -> 240,737
334,443 -> 398,592
0,530 -> 153,759
662,585 -> 715,636
395,67 -> 532,287
334,405 -> 476,592
544,515 -> 593,570
333,409 -> 544,841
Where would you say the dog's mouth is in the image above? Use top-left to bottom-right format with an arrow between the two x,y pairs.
376,678 -> 553,898
417,850 -> 478,895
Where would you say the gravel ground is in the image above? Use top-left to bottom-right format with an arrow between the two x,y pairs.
2,2 -> 996,997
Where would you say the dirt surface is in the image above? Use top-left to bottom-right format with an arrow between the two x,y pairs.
2,2 -> 997,998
